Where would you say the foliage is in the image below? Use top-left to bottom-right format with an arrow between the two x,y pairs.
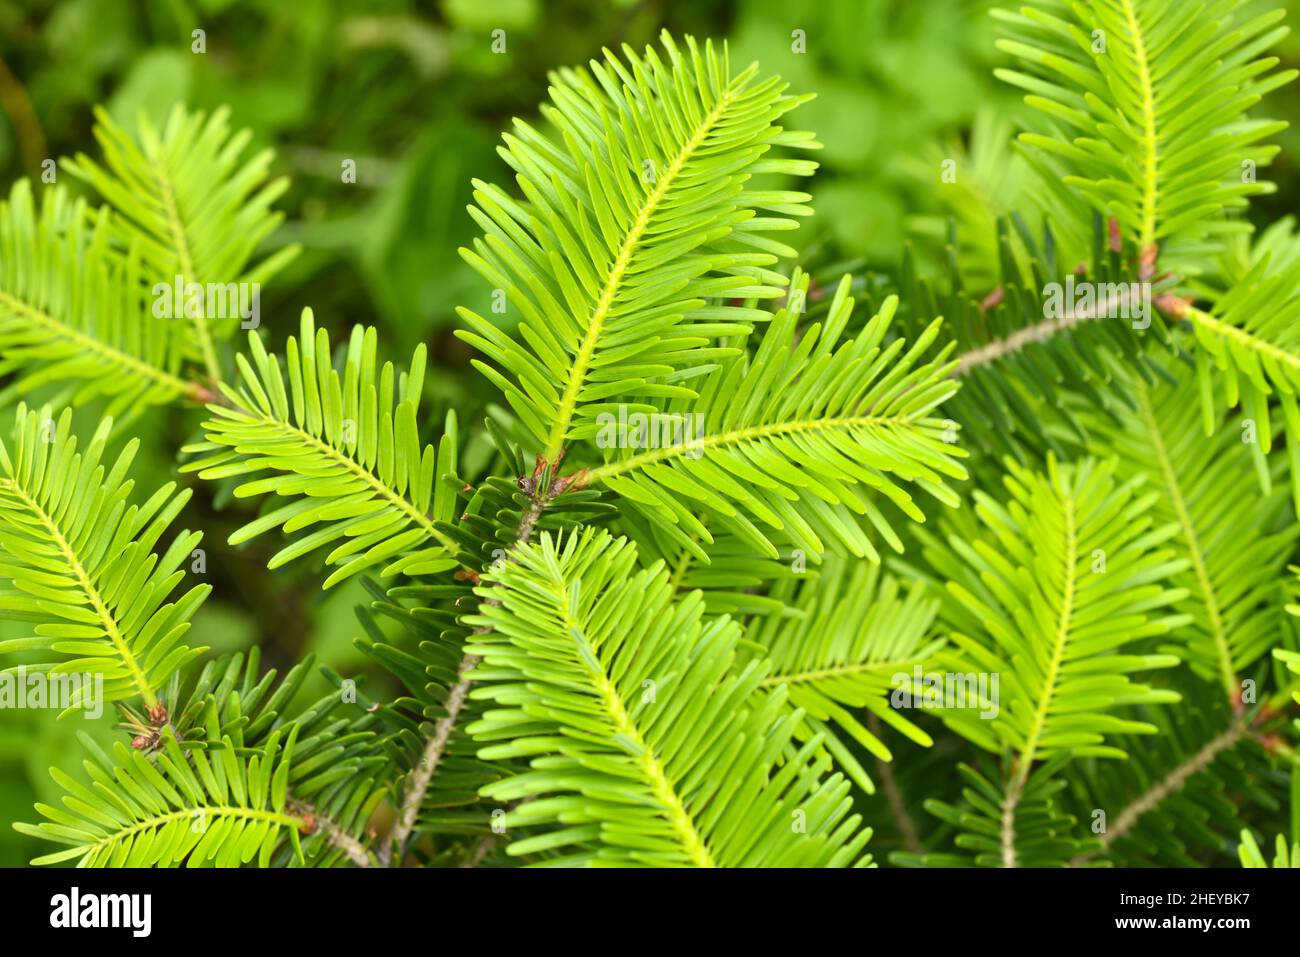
1,2 -> 1299,869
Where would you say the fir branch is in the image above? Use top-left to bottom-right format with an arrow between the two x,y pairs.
1132,383 -> 1237,699
0,288 -> 206,402
465,527 -> 873,866
457,32 -> 818,458
384,651 -> 478,866
541,83 -> 738,464
150,147 -> 220,382
383,481 -> 557,866
1070,719 -> 1248,865
952,285 -> 1146,376
287,798 -> 377,868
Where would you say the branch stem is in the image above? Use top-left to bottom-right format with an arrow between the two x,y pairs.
382,483 -> 556,866
1070,720 -> 1247,865
287,798 -> 377,868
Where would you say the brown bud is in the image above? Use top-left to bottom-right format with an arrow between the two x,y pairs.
979,287 -> 1004,315
1154,293 -> 1192,319
1138,244 -> 1159,282
561,468 -> 592,492
1257,734 -> 1284,754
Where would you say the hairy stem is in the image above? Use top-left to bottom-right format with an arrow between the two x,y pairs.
383,484 -> 555,866
1070,720 -> 1248,865
952,287 -> 1144,377
384,652 -> 477,866
867,713 -> 922,856
287,798 -> 377,868
1000,773 -> 1026,869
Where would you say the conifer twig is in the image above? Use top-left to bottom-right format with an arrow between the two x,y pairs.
383,473 -> 559,866
1069,720 -> 1247,866
287,798 -> 377,868
383,651 -> 479,866
952,285 -> 1146,377
999,774 -> 1025,869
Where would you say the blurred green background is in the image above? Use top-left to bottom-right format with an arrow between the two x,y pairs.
0,0 -> 1296,865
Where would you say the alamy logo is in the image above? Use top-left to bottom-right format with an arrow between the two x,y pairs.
152,275 -> 261,329
0,666 -> 103,719
890,665 -> 1000,719
1042,276 -> 1151,329
595,407 -> 706,458
50,887 -> 151,937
